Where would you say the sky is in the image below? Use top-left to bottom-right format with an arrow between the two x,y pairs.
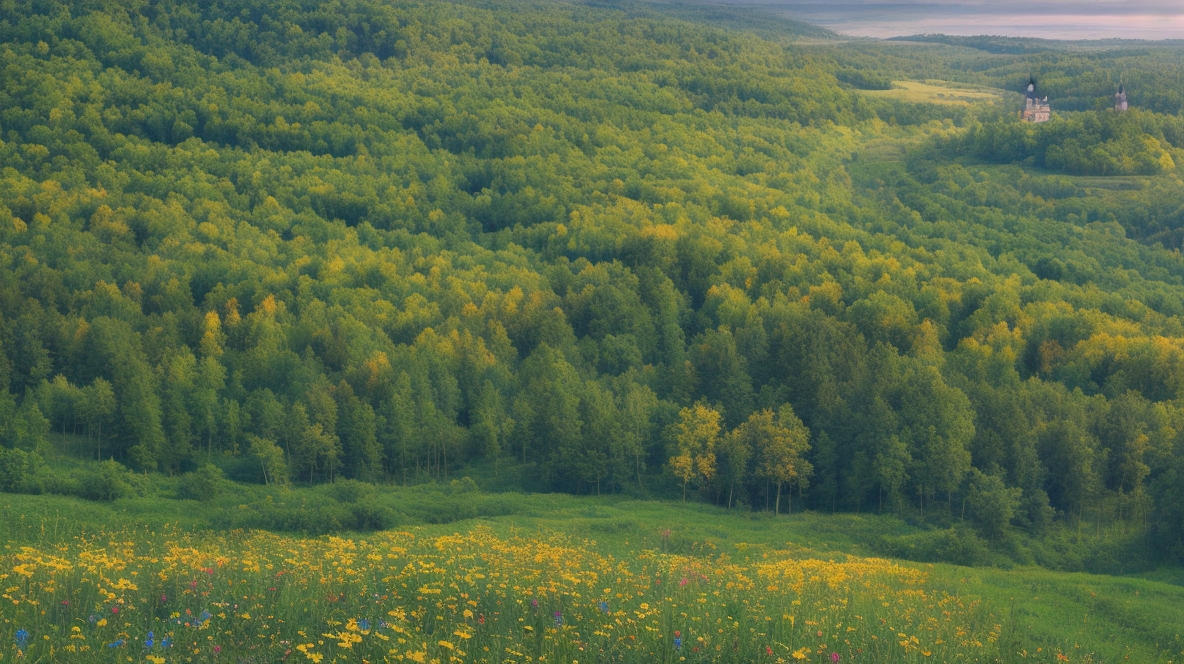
733,1 -> 1184,40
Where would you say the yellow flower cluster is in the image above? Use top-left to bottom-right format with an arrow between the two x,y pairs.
0,525 -> 1014,662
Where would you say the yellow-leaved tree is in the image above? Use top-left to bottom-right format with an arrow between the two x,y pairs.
748,405 -> 813,515
671,403 -> 721,501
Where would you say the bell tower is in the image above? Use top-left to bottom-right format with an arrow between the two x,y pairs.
1022,77 -> 1051,123
1115,82 -> 1128,112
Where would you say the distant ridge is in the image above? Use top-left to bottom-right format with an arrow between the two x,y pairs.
888,33 -> 1184,53
581,0 -> 841,40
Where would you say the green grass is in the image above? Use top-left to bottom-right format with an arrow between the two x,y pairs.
2,466 -> 1184,662
859,80 -> 1007,106
3,479 -> 1184,662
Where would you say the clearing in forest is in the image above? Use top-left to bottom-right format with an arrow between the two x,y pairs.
860,80 -> 1006,105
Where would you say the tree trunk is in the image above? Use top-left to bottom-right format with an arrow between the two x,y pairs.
775,482 -> 782,516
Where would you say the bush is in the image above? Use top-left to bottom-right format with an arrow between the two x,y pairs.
875,526 -> 993,566
214,499 -> 355,534
179,464 -> 226,502
211,453 -> 267,485
348,502 -> 398,531
0,447 -> 42,494
210,490 -> 398,534
75,460 -> 134,501
448,477 -> 480,494
325,478 -> 375,504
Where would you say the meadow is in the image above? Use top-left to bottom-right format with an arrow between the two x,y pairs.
857,81 -> 1006,106
3,487 -> 1184,663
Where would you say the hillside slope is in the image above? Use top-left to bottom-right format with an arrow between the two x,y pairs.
2,0 -> 1184,563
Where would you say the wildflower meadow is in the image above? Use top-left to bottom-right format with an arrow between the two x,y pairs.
1,524 -> 1058,663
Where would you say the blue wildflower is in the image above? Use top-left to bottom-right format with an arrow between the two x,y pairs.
144,631 -> 155,649
15,629 -> 29,648
107,639 -> 126,648
161,637 -> 173,648
199,610 -> 211,624
358,619 -> 371,631
598,601 -> 609,613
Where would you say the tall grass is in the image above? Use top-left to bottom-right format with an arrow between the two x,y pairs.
3,526 -> 1015,663
2,487 -> 1183,662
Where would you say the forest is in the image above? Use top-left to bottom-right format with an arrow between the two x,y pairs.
3,0 -> 1184,564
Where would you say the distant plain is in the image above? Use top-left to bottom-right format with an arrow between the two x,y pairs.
713,0 -> 1184,39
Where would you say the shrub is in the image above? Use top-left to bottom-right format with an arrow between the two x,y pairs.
448,476 -> 480,494
0,447 -> 42,493
348,502 -> 399,531
179,464 -> 226,502
875,526 -> 993,566
75,460 -> 134,501
325,478 -> 375,504
211,494 -> 364,535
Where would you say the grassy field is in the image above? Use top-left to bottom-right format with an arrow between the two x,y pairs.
2,488 -> 1184,663
860,81 -> 1008,106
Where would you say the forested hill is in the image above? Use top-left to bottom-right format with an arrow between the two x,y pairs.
4,0 -> 1184,558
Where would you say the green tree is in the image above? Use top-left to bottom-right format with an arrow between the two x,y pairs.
718,424 -> 752,509
12,400 -> 51,456
965,468 -> 1022,541
380,373 -> 418,482
618,382 -> 658,491
78,379 -> 116,461
471,380 -> 514,477
87,318 -> 165,469
195,356 -> 227,456
247,434 -> 288,486
517,344 -> 584,484
336,381 -> 381,481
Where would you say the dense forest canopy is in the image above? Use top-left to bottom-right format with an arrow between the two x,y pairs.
4,0 -> 1184,558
